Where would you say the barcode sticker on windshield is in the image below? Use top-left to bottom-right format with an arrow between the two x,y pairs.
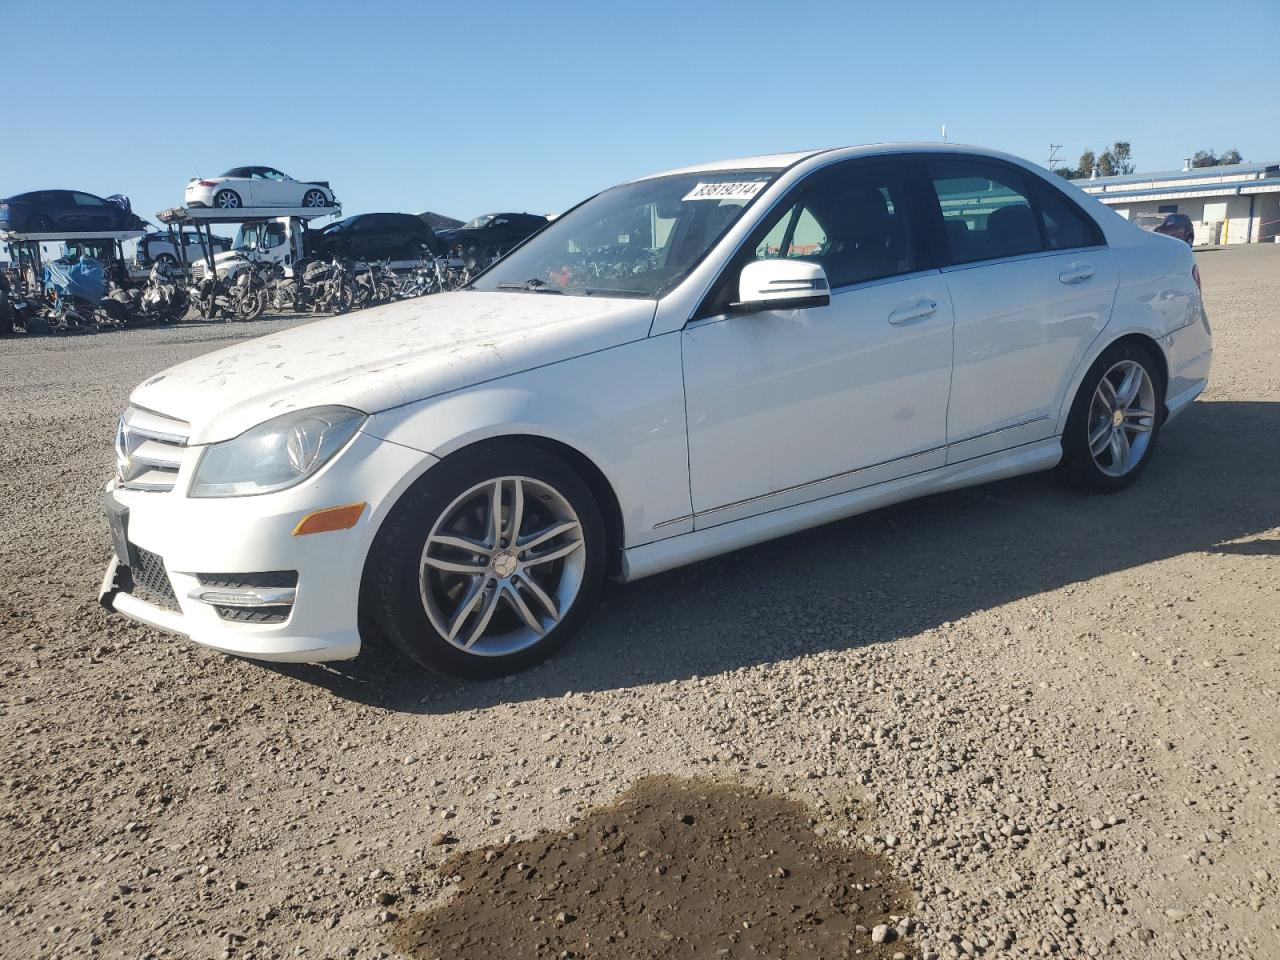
682,181 -> 768,202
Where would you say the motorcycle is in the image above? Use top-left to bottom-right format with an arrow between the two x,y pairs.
193,255 -> 268,321
140,261 -> 190,324
352,259 -> 398,307
231,260 -> 272,321
309,256 -> 354,314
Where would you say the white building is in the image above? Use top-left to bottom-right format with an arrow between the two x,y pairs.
1072,160 -> 1280,245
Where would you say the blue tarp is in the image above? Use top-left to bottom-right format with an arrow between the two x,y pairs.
44,258 -> 106,301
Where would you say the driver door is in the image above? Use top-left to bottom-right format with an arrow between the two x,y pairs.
680,158 -> 955,528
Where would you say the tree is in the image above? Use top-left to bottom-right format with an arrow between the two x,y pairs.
1077,149 -> 1096,179
1190,148 -> 1243,168
1109,142 -> 1135,175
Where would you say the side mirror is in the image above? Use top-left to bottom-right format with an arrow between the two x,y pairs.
731,259 -> 830,313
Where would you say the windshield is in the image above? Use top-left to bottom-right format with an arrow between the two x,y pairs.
232,222 -> 286,251
472,170 -> 779,298
463,214 -> 495,229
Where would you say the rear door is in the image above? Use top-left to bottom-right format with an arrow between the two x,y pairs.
69,192 -> 114,230
922,156 -> 1118,460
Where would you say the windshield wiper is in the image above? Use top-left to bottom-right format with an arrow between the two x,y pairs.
496,278 -> 562,294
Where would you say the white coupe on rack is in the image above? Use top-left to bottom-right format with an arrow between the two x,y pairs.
185,166 -> 335,210
104,143 -> 1211,679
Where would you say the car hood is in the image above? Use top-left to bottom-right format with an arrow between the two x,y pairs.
129,292 -> 657,445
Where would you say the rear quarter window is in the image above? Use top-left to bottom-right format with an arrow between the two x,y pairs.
1034,181 -> 1105,251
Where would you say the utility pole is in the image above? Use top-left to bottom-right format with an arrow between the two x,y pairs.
941,124 -> 948,143
1048,144 -> 1062,172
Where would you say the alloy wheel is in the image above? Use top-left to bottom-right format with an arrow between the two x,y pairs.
303,190 -> 327,207
1087,359 -> 1156,477
215,190 -> 240,209
419,476 -> 585,657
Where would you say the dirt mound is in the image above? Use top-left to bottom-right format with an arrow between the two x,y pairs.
395,775 -> 913,959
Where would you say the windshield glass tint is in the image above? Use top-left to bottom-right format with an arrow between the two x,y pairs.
472,170 -> 779,298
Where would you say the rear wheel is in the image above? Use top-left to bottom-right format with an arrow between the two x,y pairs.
368,442 -> 606,678
1061,340 -> 1164,492
26,214 -> 52,232
213,189 -> 241,210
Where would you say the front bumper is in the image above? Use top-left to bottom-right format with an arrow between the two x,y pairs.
99,431 -> 436,663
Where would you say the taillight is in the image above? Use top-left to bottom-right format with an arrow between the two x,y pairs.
197,180 -> 217,187
1192,263 -> 1202,293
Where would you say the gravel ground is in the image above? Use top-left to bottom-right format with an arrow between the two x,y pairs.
1,247 -> 1277,960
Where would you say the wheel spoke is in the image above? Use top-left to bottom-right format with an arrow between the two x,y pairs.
487,480 -> 503,548
523,538 -> 584,568
502,582 -> 545,636
1108,427 -> 1129,468
445,576 -> 488,643
429,533 -> 491,557
518,519 -> 580,554
1124,408 -> 1155,433
1096,375 -> 1117,410
1115,364 -> 1142,407
508,478 -> 525,546
1089,420 -> 1112,456
516,571 -> 559,622
423,555 -> 489,575
463,587 -> 502,649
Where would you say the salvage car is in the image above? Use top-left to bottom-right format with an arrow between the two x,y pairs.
100,144 -> 1212,679
437,211 -> 548,263
185,167 -> 335,210
0,190 -> 147,234
309,213 -> 443,262
1133,212 -> 1195,246
137,228 -> 231,268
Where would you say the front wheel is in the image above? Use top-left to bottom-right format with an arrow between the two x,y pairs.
238,287 -> 266,321
302,189 -> 329,208
1060,341 -> 1164,493
367,442 -> 606,678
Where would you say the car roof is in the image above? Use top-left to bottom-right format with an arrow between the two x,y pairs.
631,143 -> 1042,181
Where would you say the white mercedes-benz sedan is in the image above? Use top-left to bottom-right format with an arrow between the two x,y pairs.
102,144 -> 1212,677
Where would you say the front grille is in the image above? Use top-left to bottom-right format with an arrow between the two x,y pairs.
190,261 -> 206,281
197,571 -> 297,624
116,406 -> 190,493
130,546 -> 179,611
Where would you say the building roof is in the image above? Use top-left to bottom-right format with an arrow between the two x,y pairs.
1072,160 -> 1279,189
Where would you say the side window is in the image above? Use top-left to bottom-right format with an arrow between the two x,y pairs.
72,192 -> 105,206
748,161 -> 919,288
1035,183 -> 1104,251
926,159 -> 1042,264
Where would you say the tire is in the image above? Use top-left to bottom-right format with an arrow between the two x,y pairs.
213,189 -> 242,210
238,287 -> 266,322
26,214 -> 52,232
368,441 -> 607,678
302,189 -> 329,208
462,243 -> 489,272
1060,340 -> 1165,493
156,253 -> 177,269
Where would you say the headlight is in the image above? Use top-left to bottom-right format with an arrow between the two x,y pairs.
189,406 -> 365,498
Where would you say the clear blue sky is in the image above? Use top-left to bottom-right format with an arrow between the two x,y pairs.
2,0 -> 1278,230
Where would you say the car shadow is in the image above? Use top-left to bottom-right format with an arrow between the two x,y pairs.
264,399 -> 1279,714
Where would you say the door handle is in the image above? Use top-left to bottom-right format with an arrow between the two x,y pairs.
1059,266 -> 1094,284
888,298 -> 938,325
